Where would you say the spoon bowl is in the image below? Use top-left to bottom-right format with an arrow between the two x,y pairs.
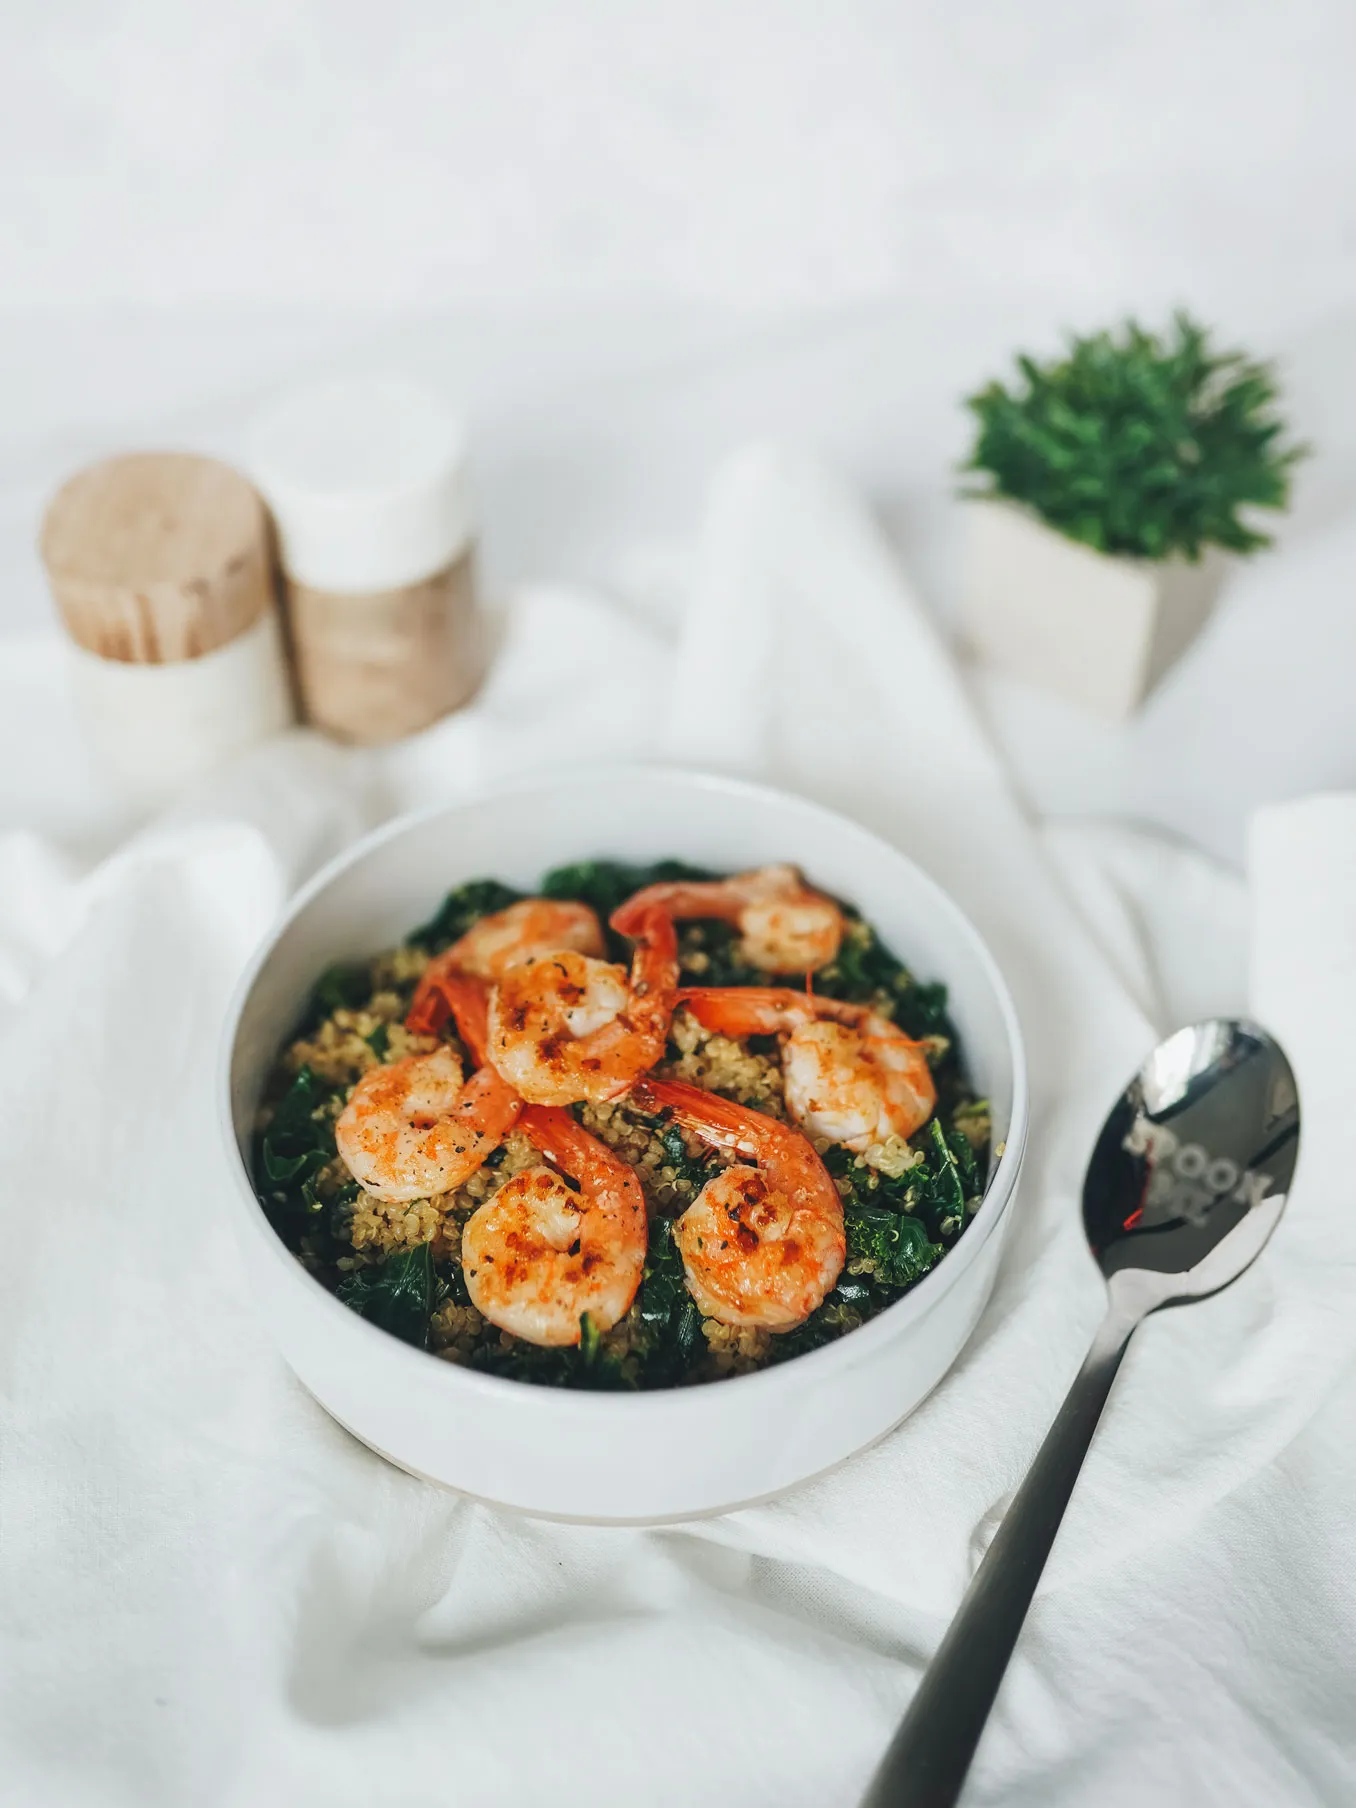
1084,1018 -> 1298,1304
863,1019 -> 1299,1807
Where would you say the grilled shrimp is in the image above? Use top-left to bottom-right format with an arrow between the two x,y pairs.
461,1103 -> 647,1346
334,1038 -> 522,1204
408,898 -> 604,1035
486,903 -> 678,1105
613,863 -> 843,973
630,1076 -> 845,1330
678,986 -> 937,1152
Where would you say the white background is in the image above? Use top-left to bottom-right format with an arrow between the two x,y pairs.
3,0 -> 1356,860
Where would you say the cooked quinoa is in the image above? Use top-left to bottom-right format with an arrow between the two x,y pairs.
253,859 -> 992,1390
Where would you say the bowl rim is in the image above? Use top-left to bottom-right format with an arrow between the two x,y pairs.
217,763 -> 1029,1416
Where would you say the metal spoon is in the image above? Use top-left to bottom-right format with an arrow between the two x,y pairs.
862,1018 -> 1300,1808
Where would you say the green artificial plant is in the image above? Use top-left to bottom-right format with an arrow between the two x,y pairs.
963,312 -> 1304,562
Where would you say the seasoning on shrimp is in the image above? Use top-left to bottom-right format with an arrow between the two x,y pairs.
335,1043 -> 521,1204
630,1075 -> 845,1331
461,1103 -> 647,1346
408,897 -> 605,1035
486,902 -> 678,1105
613,863 -> 844,973
678,986 -> 937,1155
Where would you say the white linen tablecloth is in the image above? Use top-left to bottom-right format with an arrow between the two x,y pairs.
1,447 -> 1352,1806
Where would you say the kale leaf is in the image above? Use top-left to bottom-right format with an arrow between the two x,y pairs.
637,1216 -> 688,1330
540,858 -> 716,922
636,1217 -> 702,1386
335,1242 -> 437,1348
467,1331 -> 633,1391
659,1123 -> 711,1191
891,980 -> 953,1043
813,915 -> 907,1000
300,962 -> 372,1031
257,1065 -> 336,1193
904,1120 -> 970,1240
813,915 -> 953,1039
844,1206 -> 943,1289
769,1286 -> 871,1363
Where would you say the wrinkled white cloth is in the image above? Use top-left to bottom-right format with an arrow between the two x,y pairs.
1,446 -> 1352,1807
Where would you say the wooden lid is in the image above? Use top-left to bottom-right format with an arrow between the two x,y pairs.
40,452 -> 274,664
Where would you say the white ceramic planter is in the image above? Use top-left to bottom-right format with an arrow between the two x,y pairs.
960,498 -> 1228,718
220,768 -> 1028,1523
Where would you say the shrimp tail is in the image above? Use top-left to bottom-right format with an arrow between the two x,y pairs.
613,865 -> 844,974
445,974 -> 523,1136
676,984 -> 816,1036
629,1074 -> 769,1161
440,971 -> 494,1065
405,947 -> 470,1038
406,965 -> 504,1063
519,1103 -> 647,1202
597,899 -> 679,1065
413,969 -> 523,1140
517,1102 -> 583,1165
607,897 -> 678,959
611,884 -> 734,939
677,985 -> 865,1036
610,900 -> 679,1019
406,962 -> 455,1036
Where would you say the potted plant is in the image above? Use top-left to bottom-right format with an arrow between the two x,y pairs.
958,313 -> 1304,717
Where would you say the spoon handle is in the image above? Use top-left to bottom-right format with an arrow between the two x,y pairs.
860,1303 -> 1136,1808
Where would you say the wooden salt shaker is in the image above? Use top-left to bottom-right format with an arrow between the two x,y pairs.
40,452 -> 294,804
250,378 -> 484,743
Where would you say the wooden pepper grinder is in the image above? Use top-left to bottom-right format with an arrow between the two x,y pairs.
40,452 -> 294,805
249,377 -> 485,743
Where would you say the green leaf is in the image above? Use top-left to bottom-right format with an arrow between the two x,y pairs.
335,1242 -> 436,1348
963,313 -> 1306,561
257,1066 -> 336,1193
305,962 -> 371,1026
638,1217 -> 689,1330
672,1299 -> 700,1368
844,1204 -> 943,1289
902,1119 -> 970,1241
812,914 -> 952,1042
659,1123 -> 711,1190
636,1218 -> 703,1385
260,1142 -> 327,1186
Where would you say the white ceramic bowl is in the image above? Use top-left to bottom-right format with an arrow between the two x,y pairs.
220,768 -> 1028,1522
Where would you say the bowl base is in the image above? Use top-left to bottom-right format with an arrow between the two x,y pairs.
307,1382 -> 934,1526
